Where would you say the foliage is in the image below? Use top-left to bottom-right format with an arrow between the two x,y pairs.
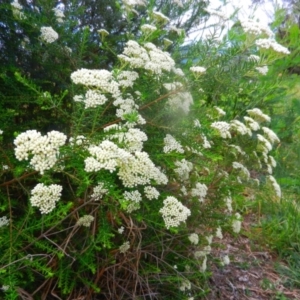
0,0 -> 290,299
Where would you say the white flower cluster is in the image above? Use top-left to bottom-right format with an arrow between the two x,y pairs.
108,128 -> 147,152
144,186 -> 160,200
98,29 -> 109,39
71,69 -> 120,97
244,116 -> 260,131
221,255 -> 230,266
248,54 -> 260,62
40,26 -> 59,43
262,127 -> 280,144
69,135 -> 86,146
14,130 -> 67,174
191,183 -> 208,202
123,0 -> 146,6
119,241 -> 130,253
91,183 -> 108,200
240,18 -> 273,37
232,162 -> 250,181
216,226 -> 223,239
179,279 -> 191,292
83,90 -> 108,108
118,151 -> 168,187
174,159 -> 193,181
30,183 -> 62,214
118,226 -> 125,234
85,140 -> 131,173
52,7 -> 65,23
1,285 -> 9,292
188,233 -> 199,245
113,96 -> 145,125
190,66 -> 206,74
255,39 -> 290,55
214,106 -> 226,116
211,121 -> 231,138
232,213 -> 242,233
246,108 -> 271,123
76,215 -> 94,227
152,11 -> 170,24
224,196 -> 233,213
117,71 -> 139,88
11,0 -> 25,19
118,40 -> 175,76
163,134 -> 184,153
257,134 -> 272,153
0,216 -> 10,228
267,175 -> 281,198
141,24 -> 157,33
124,190 -> 142,212
256,66 -> 269,75
159,196 -> 191,229
85,141 -> 168,187
230,120 -> 251,136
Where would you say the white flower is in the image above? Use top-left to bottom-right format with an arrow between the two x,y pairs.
267,175 -> 281,198
204,236 -> 213,246
71,69 -> 120,97
190,66 -> 206,74
262,127 -> 280,144
255,38 -> 290,55
163,134 -> 184,153
200,256 -> 207,272
69,135 -> 86,146
215,227 -> 223,239
225,196 -> 233,213
141,24 -> 157,33
230,120 -> 251,136
248,54 -> 260,62
232,213 -> 242,233
119,241 -> 130,253
123,0 -> 146,6
52,7 -> 65,22
0,129 -> 3,134
159,196 -> 191,229
211,121 -> 231,139
14,130 -> 67,174
232,162 -> 250,180
247,108 -> 271,123
240,18 -> 273,37
124,190 -> 142,213
244,116 -> 260,131
0,216 -> 10,227
191,183 -> 208,202
116,71 -> 139,88
188,233 -> 199,245
194,246 -> 211,259
30,183 -> 62,214
40,26 -> 59,43
1,285 -> 9,291
97,29 -> 109,37
179,279 -> 191,291
83,90 -> 108,108
144,186 -> 160,200
257,134 -> 273,153
214,106 -> 226,116
174,159 -> 193,181
256,66 -> 269,75
118,226 -> 125,234
221,255 -> 230,266
91,183 -> 108,200
152,11 -> 170,24
76,215 -> 94,227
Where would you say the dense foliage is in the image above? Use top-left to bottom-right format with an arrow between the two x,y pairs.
0,0 -> 293,299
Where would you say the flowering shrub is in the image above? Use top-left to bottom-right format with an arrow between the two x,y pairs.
0,1 -> 288,299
